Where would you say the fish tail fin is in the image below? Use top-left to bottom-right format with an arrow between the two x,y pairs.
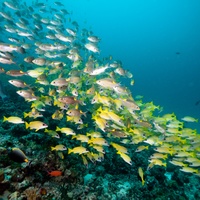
82,111 -> 87,117
142,180 -> 145,186
24,112 -> 28,118
51,147 -> 55,151
25,122 -> 29,129
3,116 -> 7,122
116,151 -> 121,155
56,126 -> 60,132
68,148 -> 72,154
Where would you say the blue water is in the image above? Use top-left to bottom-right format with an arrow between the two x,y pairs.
57,0 -> 200,130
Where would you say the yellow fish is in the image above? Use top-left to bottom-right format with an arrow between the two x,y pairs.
72,134 -> 89,143
44,129 -> 60,138
52,110 -> 64,120
138,167 -> 145,186
25,121 -> 48,131
92,115 -> 107,132
51,144 -> 67,151
110,142 -> 128,154
3,116 -> 24,124
58,152 -> 64,159
88,137 -> 109,146
117,151 -> 132,165
56,126 -> 76,135
135,145 -> 149,152
68,146 -> 88,155
180,167 -> 198,174
148,158 -> 167,167
91,145 -> 105,154
24,108 -> 43,119
81,155 -> 88,167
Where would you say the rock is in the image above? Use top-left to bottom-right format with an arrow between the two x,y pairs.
67,192 -> 73,198
17,179 -> 30,190
8,191 -> 20,200
84,174 -> 95,185
0,170 -> 5,182
0,181 -> 10,195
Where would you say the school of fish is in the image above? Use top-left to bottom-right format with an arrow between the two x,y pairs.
1,0 -> 200,178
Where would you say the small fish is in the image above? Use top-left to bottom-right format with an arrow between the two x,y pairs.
138,167 -> 145,186
117,151 -> 132,165
89,64 -> 109,76
48,170 -> 62,177
32,57 -> 46,66
180,167 -> 198,174
56,126 -> 76,135
81,155 -> 88,167
88,137 -> 109,146
50,78 -> 68,86
68,146 -> 88,155
6,70 -> 26,77
3,116 -> 24,124
58,152 -> 64,159
4,1 -> 19,10
51,144 -> 67,151
169,160 -> 188,167
24,56 -> 34,63
87,36 -> 100,43
44,129 -> 60,138
135,145 -> 149,152
181,116 -> 198,123
110,142 -> 128,154
91,145 -> 105,154
8,79 -> 28,88
27,69 -> 44,78
17,90 -> 37,101
24,108 -> 43,119
25,121 -> 48,131
52,110 -> 64,120
85,43 -> 100,53
9,148 -> 28,163
148,158 -> 167,168
72,134 -> 89,143
58,96 -> 80,105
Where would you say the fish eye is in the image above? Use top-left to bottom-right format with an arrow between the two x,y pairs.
43,123 -> 46,126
